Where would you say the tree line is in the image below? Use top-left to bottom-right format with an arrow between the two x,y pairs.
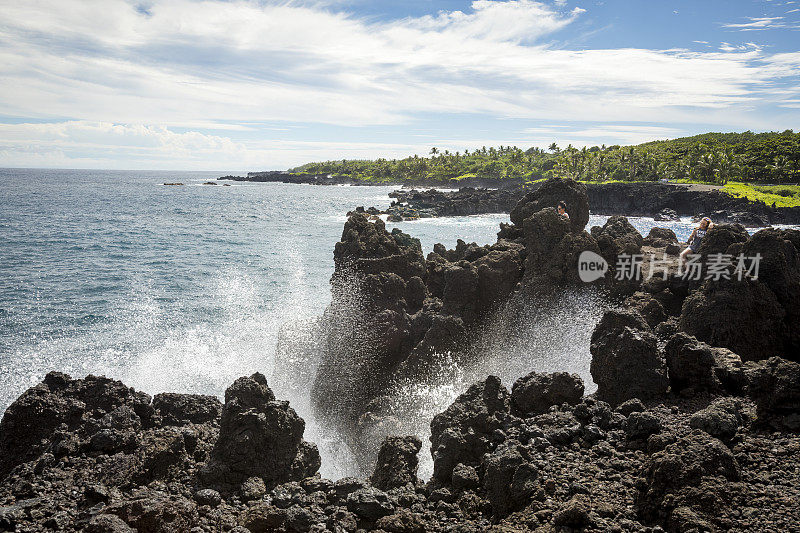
289,130 -> 800,185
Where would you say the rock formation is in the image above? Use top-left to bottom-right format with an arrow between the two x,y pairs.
311,178 -> 604,469
199,373 -> 320,491
589,309 -> 669,405
370,436 -> 421,491
368,180 -> 800,226
3,176 -> 800,531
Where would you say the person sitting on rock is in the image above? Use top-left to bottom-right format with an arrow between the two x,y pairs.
679,217 -> 713,267
557,201 -> 569,219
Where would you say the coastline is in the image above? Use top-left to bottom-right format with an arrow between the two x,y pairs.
220,172 -> 800,226
373,182 -> 800,227
2,178 -> 798,532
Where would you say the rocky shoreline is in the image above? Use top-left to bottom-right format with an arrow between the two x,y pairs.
366,182 -> 800,227
219,171 -> 800,226
2,178 -> 799,532
218,172 -> 523,190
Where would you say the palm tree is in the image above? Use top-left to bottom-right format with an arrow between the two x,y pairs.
627,147 -> 638,181
596,152 -> 607,181
769,155 -> 792,182
696,153 -> 717,183
430,147 -> 439,156
714,148 -> 739,184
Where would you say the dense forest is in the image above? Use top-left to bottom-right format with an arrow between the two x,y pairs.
290,130 -> 800,185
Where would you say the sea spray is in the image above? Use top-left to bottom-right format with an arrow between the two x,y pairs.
338,286 -> 607,479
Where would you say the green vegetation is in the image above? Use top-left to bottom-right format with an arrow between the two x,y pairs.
290,130 -> 800,186
723,182 -> 800,208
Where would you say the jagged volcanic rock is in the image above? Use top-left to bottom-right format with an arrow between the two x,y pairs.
589,309 -> 669,405
664,332 -> 746,394
370,436 -> 421,490
429,376 -> 511,483
200,373 -> 320,491
680,278 -> 786,361
510,371 -> 584,417
746,356 -> 800,430
0,372 -> 153,480
510,178 -> 590,232
635,431 -> 741,531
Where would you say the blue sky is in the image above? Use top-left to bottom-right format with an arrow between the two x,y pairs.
0,0 -> 798,170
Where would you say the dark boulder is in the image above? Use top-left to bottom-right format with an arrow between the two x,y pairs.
636,431 -> 740,530
0,372 -> 152,480
696,223 -> 749,256
441,262 -> 480,324
193,488 -> 222,507
346,486 -> 395,521
689,398 -> 742,442
370,436 -> 421,490
152,393 -> 222,427
664,333 -> 745,394
740,228 -> 800,359
591,215 -> 643,249
200,373 -> 320,490
451,463 -> 480,491
375,508 -> 431,533
522,208 -> 601,285
312,214 -> 426,426
241,503 -> 287,532
590,310 -> 669,405
553,496 -> 591,528
481,440 -> 538,517
746,356 -> 800,430
510,177 -> 590,232
680,278 -> 786,361
625,412 -> 662,441
406,312 -> 466,361
334,216 -> 426,282
510,371 -> 584,417
429,376 -> 512,482
591,216 -> 643,279
643,227 -> 678,247
616,398 -> 646,416
624,292 -> 667,328
522,207 -> 570,260
473,246 -> 524,311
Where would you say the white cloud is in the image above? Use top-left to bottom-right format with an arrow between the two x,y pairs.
522,124 -> 682,146
0,121 -> 440,169
0,0 -> 790,126
0,0 -> 798,168
719,42 -> 762,52
721,16 -> 797,30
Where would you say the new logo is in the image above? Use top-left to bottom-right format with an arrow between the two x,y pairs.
578,250 -> 608,282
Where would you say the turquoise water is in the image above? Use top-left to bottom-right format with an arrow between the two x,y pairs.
1,168 -> 716,477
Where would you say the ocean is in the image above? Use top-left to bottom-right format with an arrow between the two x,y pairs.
0,168 -> 709,478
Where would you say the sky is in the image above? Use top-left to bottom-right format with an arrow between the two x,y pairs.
0,0 -> 799,170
